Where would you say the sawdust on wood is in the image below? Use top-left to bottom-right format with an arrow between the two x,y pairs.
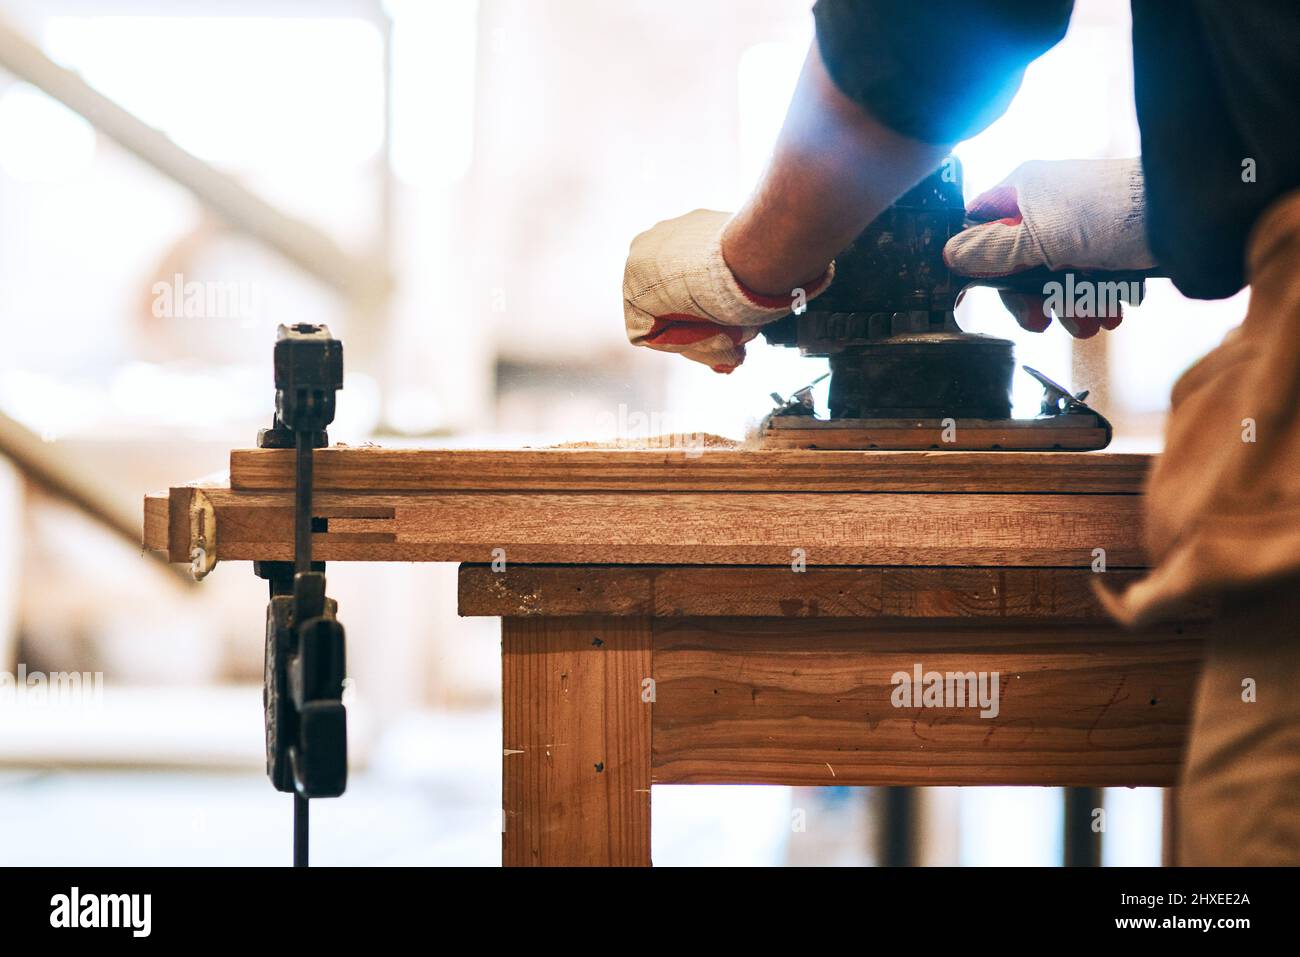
547,433 -> 742,450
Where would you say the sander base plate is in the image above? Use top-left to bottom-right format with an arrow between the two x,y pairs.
760,414 -> 1111,451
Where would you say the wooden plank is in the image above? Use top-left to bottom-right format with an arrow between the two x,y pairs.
651,618 -> 1203,787
142,492 -> 171,555
502,616 -> 652,866
462,563 -> 660,618
459,565 -> 1207,620
228,447 -> 1153,494
760,426 -> 1110,451
166,486 -> 195,564
146,488 -> 1147,567
766,416 -> 1104,430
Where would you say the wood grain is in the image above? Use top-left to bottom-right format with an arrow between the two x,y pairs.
143,492 -> 172,559
229,447 -> 1153,494
144,488 -> 1147,567
459,565 -> 1207,620
166,486 -> 195,564
502,616 -> 652,866
651,617 -> 1203,787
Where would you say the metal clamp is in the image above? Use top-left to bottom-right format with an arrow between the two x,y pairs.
188,489 -> 217,580
1024,365 -> 1099,416
256,323 -> 347,867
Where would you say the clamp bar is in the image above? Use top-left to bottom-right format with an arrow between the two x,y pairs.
257,323 -> 347,867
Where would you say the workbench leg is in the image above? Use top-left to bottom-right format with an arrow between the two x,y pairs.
502,616 -> 652,866
879,788 -> 919,866
1064,787 -> 1103,867
1162,787 -> 1179,867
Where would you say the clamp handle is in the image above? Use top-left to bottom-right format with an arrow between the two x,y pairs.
258,324 -> 349,869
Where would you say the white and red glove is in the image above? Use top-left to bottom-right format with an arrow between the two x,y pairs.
943,158 -> 1155,338
622,209 -> 834,372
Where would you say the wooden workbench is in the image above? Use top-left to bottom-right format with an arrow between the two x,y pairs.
143,447 -> 1205,866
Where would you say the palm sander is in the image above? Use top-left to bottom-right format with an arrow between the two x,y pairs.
760,159 -> 1151,451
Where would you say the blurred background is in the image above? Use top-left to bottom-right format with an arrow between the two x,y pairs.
0,0 -> 1243,865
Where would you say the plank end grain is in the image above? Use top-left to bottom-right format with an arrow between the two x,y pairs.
502,616 -> 652,866
142,492 -> 171,554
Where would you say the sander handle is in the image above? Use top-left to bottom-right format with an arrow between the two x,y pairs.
965,265 -> 1161,297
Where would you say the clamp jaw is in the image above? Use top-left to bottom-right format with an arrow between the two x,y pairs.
264,568 -> 347,797
257,324 -> 348,862
257,323 -> 341,451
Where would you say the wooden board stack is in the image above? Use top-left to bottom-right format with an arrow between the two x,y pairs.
143,447 -> 1153,569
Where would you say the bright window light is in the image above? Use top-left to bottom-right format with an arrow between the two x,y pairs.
43,17 -> 385,171
0,82 -> 96,182
386,0 -> 479,187
1102,787 -> 1164,866
737,37 -> 809,198
960,786 -> 1065,865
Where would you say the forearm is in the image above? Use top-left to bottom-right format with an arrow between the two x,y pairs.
720,40 -> 950,297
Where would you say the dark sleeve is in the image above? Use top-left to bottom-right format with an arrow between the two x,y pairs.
1131,0 -> 1300,299
813,0 -> 1075,144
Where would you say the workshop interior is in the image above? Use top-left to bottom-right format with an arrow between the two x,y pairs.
0,0 -> 1266,870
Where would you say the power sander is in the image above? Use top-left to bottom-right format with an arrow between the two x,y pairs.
760,158 -> 1154,450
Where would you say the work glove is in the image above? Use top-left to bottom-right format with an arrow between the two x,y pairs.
943,158 -> 1155,338
623,209 -> 834,372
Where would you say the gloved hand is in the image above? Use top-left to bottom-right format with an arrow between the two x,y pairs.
623,209 -> 834,372
943,158 -> 1155,338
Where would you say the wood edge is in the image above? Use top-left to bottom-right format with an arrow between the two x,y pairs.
648,764 -> 1181,789
142,491 -> 170,554
229,446 -> 1155,494
457,564 -> 1214,622
165,486 -> 196,563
